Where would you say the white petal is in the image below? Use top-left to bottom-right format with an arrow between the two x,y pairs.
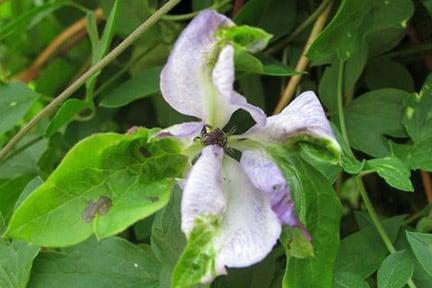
181,145 -> 225,236
160,10 -> 234,127
161,10 -> 266,128
214,156 -> 281,270
242,91 -> 340,150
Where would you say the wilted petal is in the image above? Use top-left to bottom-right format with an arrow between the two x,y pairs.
214,156 -> 281,270
240,149 -> 300,226
242,91 -> 340,151
181,145 -> 225,235
161,10 -> 265,128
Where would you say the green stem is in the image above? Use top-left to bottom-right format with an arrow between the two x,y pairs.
266,0 -> 332,54
161,0 -> 231,21
0,0 -> 182,162
355,177 -> 395,253
337,59 -> 349,145
336,56 -> 417,288
356,176 -> 417,288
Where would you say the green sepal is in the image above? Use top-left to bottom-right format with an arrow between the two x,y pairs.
217,25 -> 272,52
172,216 -> 220,288
280,226 -> 314,259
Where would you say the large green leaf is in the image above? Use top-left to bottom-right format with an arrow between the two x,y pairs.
269,149 -> 343,288
100,66 -> 162,108
28,237 -> 160,288
406,231 -> 432,277
235,51 -> 297,76
366,156 -> 413,192
345,89 -> 410,157
364,59 -> 415,92
377,250 -> 413,288
307,0 -> 414,61
0,239 -> 39,288
0,82 -> 39,134
403,73 -> 432,144
4,129 -> 188,247
391,139 -> 432,172
334,272 -> 369,288
334,215 -> 405,280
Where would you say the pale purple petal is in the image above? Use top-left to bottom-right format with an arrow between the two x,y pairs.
214,156 -> 281,270
181,145 -> 225,236
242,91 -> 340,151
231,92 -> 267,126
160,10 -> 234,127
240,149 -> 301,227
156,122 -> 204,139
161,10 -> 265,128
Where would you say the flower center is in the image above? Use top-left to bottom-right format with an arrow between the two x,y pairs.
200,127 -> 227,148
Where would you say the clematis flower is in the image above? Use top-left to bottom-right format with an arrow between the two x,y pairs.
157,10 -> 341,284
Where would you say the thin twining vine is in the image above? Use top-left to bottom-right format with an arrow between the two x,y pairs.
0,0 -> 182,162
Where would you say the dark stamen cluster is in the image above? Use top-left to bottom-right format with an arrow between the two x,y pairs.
200,127 -> 227,148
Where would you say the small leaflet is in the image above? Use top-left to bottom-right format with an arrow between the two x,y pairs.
82,196 -> 113,223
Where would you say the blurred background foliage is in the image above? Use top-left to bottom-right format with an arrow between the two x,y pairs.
1,0 -> 432,287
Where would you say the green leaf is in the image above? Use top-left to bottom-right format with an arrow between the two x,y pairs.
14,176 -> 44,210
86,0 -> 121,102
406,231 -> 432,277
0,211 -> 5,234
151,188 -> 186,288
366,156 -> 413,192
334,272 -> 369,288
0,175 -> 33,222
172,216 -> 220,288
377,250 -> 414,288
234,0 -> 297,40
28,237 -> 160,288
100,66 -> 162,108
365,59 -> 415,92
0,2 -> 63,41
331,124 -> 364,174
5,129 -> 188,247
35,59 -> 77,96
0,82 -> 39,134
391,139 -> 432,172
0,135 -> 47,179
235,51 -> 297,76
308,0 -> 414,61
269,149 -> 342,288
334,215 -> 405,279
318,49 -> 368,114
45,99 -> 90,138
345,89 -> 410,157
0,239 -> 39,288
403,73 -> 432,144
